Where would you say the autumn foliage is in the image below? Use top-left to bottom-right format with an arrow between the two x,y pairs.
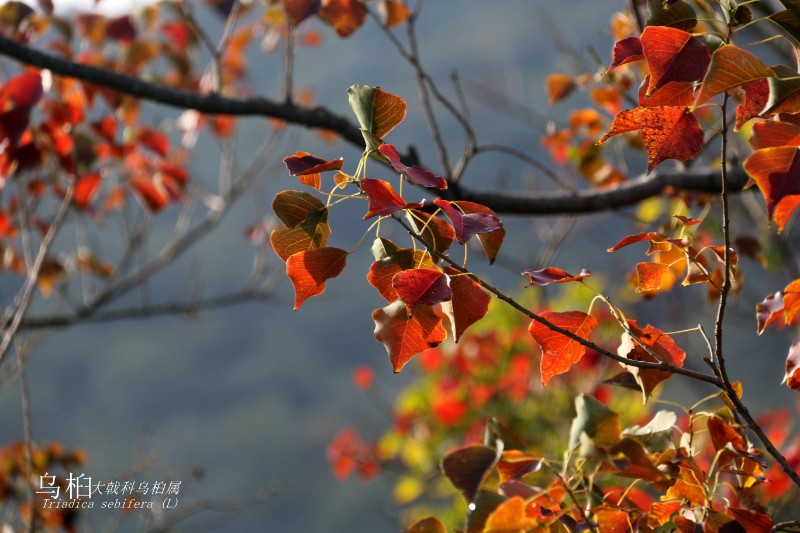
1,0 -> 800,531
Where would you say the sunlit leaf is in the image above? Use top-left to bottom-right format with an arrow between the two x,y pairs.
74,174 -> 102,210
392,268 -> 452,313
433,199 -> 503,245
756,291 -> 784,334
640,26 -> 709,96
407,209 -> 455,254
783,341 -> 800,391
665,463 -> 706,505
784,279 -> 800,325
368,249 -> 439,302
455,201 -> 505,264
529,311 -> 598,385
440,444 -> 499,505
272,190 -> 326,228
728,508 -> 773,533
496,450 -> 543,484
444,267 -> 490,342
379,0 -> 411,27
635,262 -> 670,292
742,146 -> 800,230
372,300 -> 447,372
347,85 -> 407,139
522,267 -> 591,286
380,143 -> 447,189
286,247 -> 347,309
750,121 -> 800,149
600,106 -> 704,172
137,127 -> 169,157
361,178 -> 420,219
638,77 -> 694,107
319,0 -> 367,37
694,44 -> 771,107
735,79 -> 770,131
483,496 -> 537,533
270,208 -> 330,262
648,500 -> 682,527
617,321 -> 686,402
593,506 -> 631,533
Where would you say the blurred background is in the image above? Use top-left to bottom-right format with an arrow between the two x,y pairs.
0,0 -> 798,531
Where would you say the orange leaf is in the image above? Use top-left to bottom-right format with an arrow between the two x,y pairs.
361,178 -> 419,219
529,311 -> 598,385
638,77 -> 694,108
665,464 -> 706,506
694,44 -> 771,108
635,262 -> 670,293
497,450 -> 542,484
348,86 -> 407,139
522,266 -> 592,286
784,279 -> 800,325
319,0 -> 367,37
372,300 -> 446,373
648,500 -> 682,527
380,0 -> 411,27
270,208 -> 330,262
727,508 -> 773,533
640,26 -> 710,96
483,497 -> 537,533
743,147 -> 800,230
545,73 -> 576,105
735,79 -> 769,131
750,121 -> 800,150
756,290 -> 784,334
600,106 -> 704,173
707,415 -> 747,455
286,247 -> 347,309
617,321 -> 686,402
593,506 -> 631,533
407,209 -> 455,254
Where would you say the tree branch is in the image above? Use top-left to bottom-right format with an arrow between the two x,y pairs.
0,35 -> 749,216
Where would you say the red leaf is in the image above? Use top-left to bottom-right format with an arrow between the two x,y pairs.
283,152 -> 344,175
522,267 -> 591,286
707,415 -> 747,456
727,508 -> 772,533
528,311 -> 598,385
433,198 -> 503,244
367,249 -> 438,302
617,321 -> 686,402
673,215 -> 701,226
455,201 -> 505,264
749,121 -> 800,150
609,36 -> 644,69
640,26 -> 710,96
281,0 -> 321,25
444,266 -> 490,341
106,15 -> 137,42
756,291 -> 784,334
92,115 -> 117,143
378,143 -> 447,189
286,247 -> 347,309
600,106 -> 704,172
0,71 -> 43,111
735,79 -> 770,131
319,0 -> 367,37
392,268 -> 452,312
743,146 -> 800,230
137,127 -> 169,157
360,178 -> 419,219
783,341 -> 800,391
545,73 -> 576,105
372,300 -> 447,373
694,44 -> 771,107
497,450 -> 543,484
74,174 -> 102,210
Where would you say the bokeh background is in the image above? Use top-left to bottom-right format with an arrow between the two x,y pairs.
0,0 -> 798,531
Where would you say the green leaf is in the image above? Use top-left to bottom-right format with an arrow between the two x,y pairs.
371,237 -> 400,261
270,208 -> 330,262
347,85 -> 407,139
568,393 -> 621,452
646,0 -> 697,31
271,190 -> 326,228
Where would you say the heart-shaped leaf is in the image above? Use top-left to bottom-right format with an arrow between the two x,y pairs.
347,85 -> 406,139
286,247 -> 348,309
360,178 -> 420,219
440,445 -> 500,505
270,208 -> 330,262
443,267 -> 490,342
367,249 -> 439,302
272,190 -> 326,228
528,311 -> 598,385
455,201 -> 505,264
640,26 -> 710,96
617,320 -> 686,402
372,300 -> 447,373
